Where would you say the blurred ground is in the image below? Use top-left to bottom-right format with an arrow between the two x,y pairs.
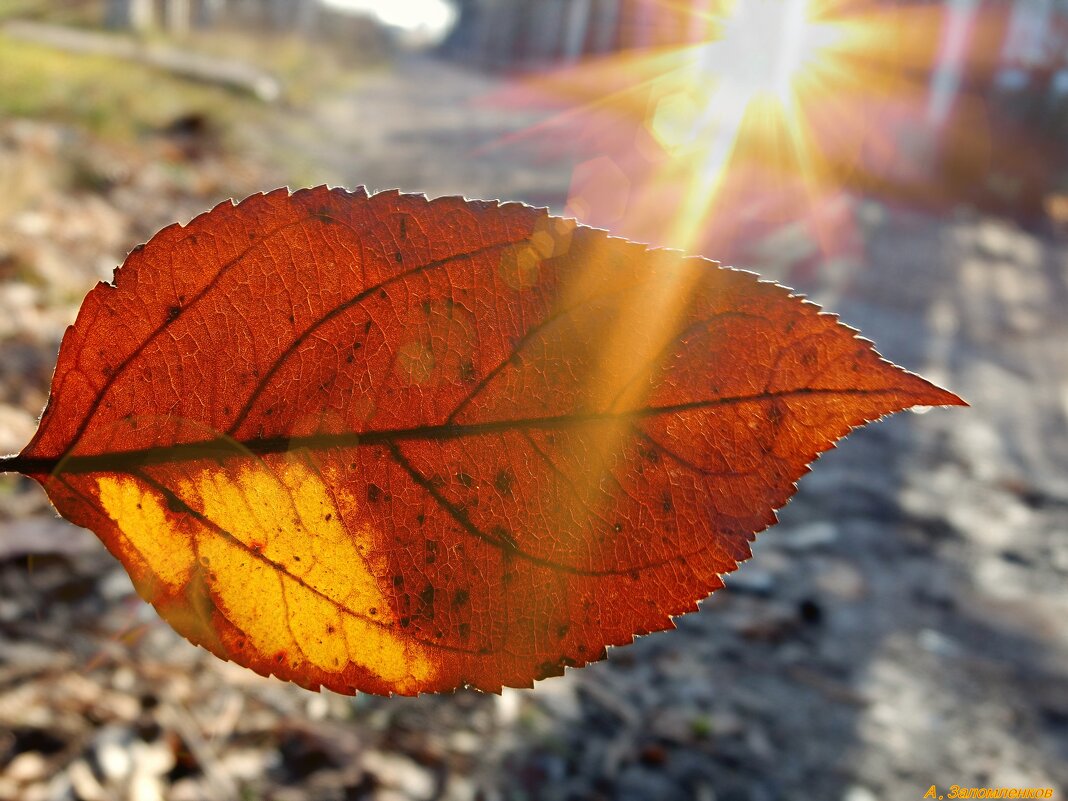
1,19 -> 1067,801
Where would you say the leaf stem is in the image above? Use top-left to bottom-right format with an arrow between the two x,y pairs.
0,454 -> 32,475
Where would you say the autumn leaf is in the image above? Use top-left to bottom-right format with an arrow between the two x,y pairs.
0,187 -> 963,695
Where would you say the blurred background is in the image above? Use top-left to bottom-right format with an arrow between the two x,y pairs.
0,1 -> 1067,800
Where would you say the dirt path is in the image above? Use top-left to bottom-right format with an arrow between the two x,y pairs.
262,56 -> 576,209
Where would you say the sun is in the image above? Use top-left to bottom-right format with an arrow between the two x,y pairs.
492,0 -> 909,256
484,0 -> 881,398
638,0 -> 855,247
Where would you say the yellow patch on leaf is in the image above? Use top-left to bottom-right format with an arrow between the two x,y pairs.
97,475 -> 195,591
96,454 -> 434,693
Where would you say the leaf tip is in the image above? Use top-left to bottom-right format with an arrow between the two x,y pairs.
925,384 -> 968,408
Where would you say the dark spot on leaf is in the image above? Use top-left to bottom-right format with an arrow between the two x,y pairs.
367,484 -> 381,502
768,400 -> 785,425
420,584 -> 435,608
452,589 -> 469,608
167,306 -> 181,322
456,471 -> 474,488
494,470 -> 514,495
460,358 -> 476,382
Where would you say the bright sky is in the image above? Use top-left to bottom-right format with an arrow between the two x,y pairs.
319,0 -> 458,42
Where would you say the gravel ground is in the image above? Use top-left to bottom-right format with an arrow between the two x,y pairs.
1,54 -> 1066,801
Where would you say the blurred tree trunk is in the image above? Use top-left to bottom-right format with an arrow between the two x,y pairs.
562,0 -> 593,63
164,0 -> 191,35
189,0 -> 225,28
589,0 -> 620,53
526,0 -> 566,67
105,0 -> 155,30
296,0 -> 319,36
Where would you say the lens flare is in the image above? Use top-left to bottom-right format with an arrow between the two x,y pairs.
637,0 -> 855,249
485,0 -> 925,257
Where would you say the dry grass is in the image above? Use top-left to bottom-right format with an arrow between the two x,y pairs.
0,34 -> 262,144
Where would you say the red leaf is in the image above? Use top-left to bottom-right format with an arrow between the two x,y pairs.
12,187 -> 963,694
